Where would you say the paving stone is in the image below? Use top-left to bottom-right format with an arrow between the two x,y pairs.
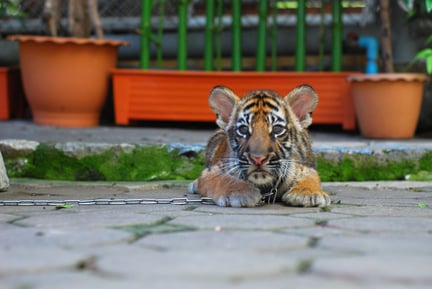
280,224 -> 348,239
311,255 -> 432,287
318,234 -> 432,256
328,187 -> 432,207
327,216 -> 432,233
331,205 -> 432,217
0,212 -> 19,223
193,204 -> 318,215
0,245 -> 88,275
1,271 -> 145,289
290,211 -> 355,220
234,274 -> 431,289
54,142 -> 135,159
136,230 -> 308,253
0,226 -> 131,248
14,206 -> 168,229
95,244 -> 300,280
0,139 -> 39,157
171,213 -> 316,231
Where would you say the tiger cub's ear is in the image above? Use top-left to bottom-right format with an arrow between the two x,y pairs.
209,86 -> 239,128
285,84 -> 318,128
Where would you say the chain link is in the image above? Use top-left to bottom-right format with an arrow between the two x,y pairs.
260,188 -> 278,205
0,190 -> 278,207
0,197 -> 216,207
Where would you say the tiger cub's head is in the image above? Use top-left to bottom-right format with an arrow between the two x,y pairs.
209,85 -> 318,187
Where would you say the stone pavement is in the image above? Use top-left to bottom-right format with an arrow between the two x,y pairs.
1,120 -> 432,288
1,180 -> 432,289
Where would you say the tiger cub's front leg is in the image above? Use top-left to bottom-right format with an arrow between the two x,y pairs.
281,166 -> 331,207
193,165 -> 261,207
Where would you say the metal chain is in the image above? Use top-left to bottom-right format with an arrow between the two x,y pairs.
0,197 -> 215,206
0,191 -> 277,207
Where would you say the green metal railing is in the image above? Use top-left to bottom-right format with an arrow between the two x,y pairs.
331,0 -> 343,71
139,0 -> 344,72
295,0 -> 306,71
256,0 -> 268,71
204,0 -> 214,71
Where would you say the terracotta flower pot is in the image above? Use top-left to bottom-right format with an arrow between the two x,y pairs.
8,35 -> 127,127
112,69 -> 359,130
348,73 -> 427,139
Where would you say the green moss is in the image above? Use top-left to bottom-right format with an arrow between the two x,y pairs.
85,146 -> 204,181
22,144 -> 82,180
405,170 -> 432,181
419,151 -> 432,171
5,143 -> 432,182
317,153 -> 418,182
112,216 -> 197,241
7,143 -> 205,181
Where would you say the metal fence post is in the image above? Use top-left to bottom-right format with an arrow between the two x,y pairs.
215,0 -> 223,71
232,0 -> 242,71
178,0 -> 189,70
331,0 -> 342,71
204,0 -> 215,71
256,0 -> 268,71
295,0 -> 306,71
140,0 -> 153,69
271,1 -> 278,71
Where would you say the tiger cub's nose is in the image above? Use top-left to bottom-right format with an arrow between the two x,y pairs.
250,156 -> 267,166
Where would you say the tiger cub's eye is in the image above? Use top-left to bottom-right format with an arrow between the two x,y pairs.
236,125 -> 249,137
272,125 -> 286,136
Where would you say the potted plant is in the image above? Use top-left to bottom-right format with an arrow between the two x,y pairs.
7,0 -> 127,127
348,0 -> 428,139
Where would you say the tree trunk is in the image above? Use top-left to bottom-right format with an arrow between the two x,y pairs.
88,0 -> 104,39
43,0 -> 104,38
68,0 -> 90,38
379,0 -> 394,73
43,0 -> 62,36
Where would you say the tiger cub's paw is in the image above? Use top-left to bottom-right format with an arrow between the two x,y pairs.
212,189 -> 262,208
188,179 -> 199,194
282,189 -> 331,208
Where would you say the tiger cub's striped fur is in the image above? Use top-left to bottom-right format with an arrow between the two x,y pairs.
189,85 -> 330,208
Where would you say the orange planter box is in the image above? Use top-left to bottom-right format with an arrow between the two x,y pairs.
0,67 -> 27,120
112,70 -> 358,130
0,68 -> 10,120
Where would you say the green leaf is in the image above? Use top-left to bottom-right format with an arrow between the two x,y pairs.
399,0 -> 414,12
418,203 -> 428,209
55,204 -> 73,210
426,0 -> 432,13
424,35 -> 432,46
426,56 -> 432,74
334,200 -> 342,205
414,48 -> 432,61
410,48 -> 432,74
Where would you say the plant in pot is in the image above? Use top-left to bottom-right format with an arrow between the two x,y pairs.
348,0 -> 428,139
7,0 -> 128,127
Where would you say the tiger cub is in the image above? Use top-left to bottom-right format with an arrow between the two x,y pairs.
189,85 -> 331,208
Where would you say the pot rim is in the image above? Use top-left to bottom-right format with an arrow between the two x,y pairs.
347,73 -> 428,82
7,35 -> 128,47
